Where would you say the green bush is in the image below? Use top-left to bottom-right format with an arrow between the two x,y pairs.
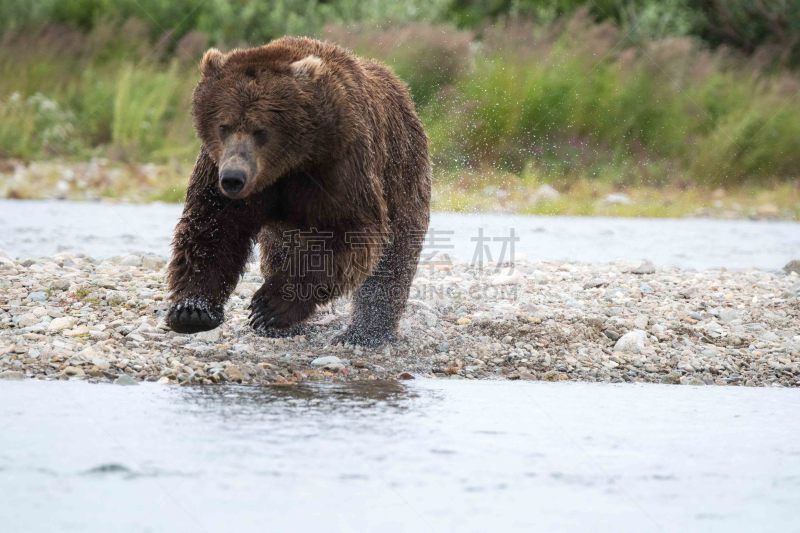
322,23 -> 472,106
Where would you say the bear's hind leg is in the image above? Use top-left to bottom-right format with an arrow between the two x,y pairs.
333,227 -> 423,348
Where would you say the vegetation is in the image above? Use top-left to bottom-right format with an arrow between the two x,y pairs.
1,0 -> 799,213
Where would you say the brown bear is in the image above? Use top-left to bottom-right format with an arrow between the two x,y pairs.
165,37 -> 431,347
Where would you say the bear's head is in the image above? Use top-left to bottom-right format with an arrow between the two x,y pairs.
192,47 -> 332,200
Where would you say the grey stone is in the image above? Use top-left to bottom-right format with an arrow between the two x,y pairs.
311,355 -> 344,367
783,260 -> 800,275
50,279 -> 71,291
48,316 -> 76,332
27,291 -> 47,302
631,261 -> 656,275
113,374 -> 139,386
614,330 -> 648,354
118,254 -> 142,267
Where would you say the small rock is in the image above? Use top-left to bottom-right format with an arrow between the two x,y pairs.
48,316 -> 77,332
64,326 -> 90,337
113,374 -> 138,386
614,329 -> 648,354
530,184 -> 560,204
603,330 -> 620,341
50,279 -> 71,291
0,370 -> 25,380
703,321 -> 726,339
118,254 -> 142,267
718,308 -> 741,323
603,193 -> 632,205
397,372 -> 414,380
224,365 -> 244,382
583,278 -> 607,289
62,366 -> 85,378
311,355 -> 343,368
27,291 -> 47,302
631,261 -> 656,275
783,260 -> 800,275
16,313 -> 39,328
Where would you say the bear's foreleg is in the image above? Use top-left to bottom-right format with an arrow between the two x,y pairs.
166,149 -> 258,333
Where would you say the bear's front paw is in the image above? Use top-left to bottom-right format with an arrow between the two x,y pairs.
332,327 -> 397,348
166,299 -> 223,334
249,283 -> 314,333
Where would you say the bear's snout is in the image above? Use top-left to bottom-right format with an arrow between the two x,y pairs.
220,168 -> 247,196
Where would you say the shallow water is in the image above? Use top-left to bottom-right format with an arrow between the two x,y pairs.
1,379 -> 799,532
1,199 -> 799,269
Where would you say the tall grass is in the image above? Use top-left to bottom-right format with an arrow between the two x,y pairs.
0,13 -> 799,187
427,15 -> 800,185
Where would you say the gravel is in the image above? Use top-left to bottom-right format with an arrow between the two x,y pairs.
1,252 -> 798,387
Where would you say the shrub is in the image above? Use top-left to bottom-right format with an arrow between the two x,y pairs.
322,23 -> 472,106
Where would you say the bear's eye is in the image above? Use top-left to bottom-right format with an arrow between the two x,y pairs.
218,124 -> 232,138
253,129 -> 268,145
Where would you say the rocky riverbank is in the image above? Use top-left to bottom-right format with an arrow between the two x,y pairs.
1,252 -> 799,387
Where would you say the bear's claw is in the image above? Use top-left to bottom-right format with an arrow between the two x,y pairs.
248,282 -> 313,333
166,300 -> 223,333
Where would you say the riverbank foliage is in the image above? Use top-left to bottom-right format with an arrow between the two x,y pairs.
1,0 -> 799,197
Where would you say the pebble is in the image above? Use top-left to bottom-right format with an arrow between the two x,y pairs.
16,313 -> 39,328
224,365 -> 244,382
61,366 -> 85,378
603,193 -> 632,205
27,291 -> 47,302
113,374 -> 138,386
614,330 -> 648,354
49,279 -> 70,291
47,317 -> 76,332
64,326 -> 90,337
631,261 -> 656,275
118,254 -> 142,267
784,260 -> 800,275
311,356 -> 344,368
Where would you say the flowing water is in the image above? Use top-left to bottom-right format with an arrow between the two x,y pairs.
1,199 -> 799,269
1,379 -> 799,532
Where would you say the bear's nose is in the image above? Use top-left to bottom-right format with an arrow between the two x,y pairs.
220,169 -> 246,195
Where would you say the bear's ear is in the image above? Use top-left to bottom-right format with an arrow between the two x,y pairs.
200,48 -> 226,77
290,55 -> 324,80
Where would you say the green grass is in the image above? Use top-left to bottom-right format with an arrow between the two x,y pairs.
1,13 -> 800,201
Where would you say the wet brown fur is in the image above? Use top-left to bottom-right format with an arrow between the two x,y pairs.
166,37 -> 431,346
